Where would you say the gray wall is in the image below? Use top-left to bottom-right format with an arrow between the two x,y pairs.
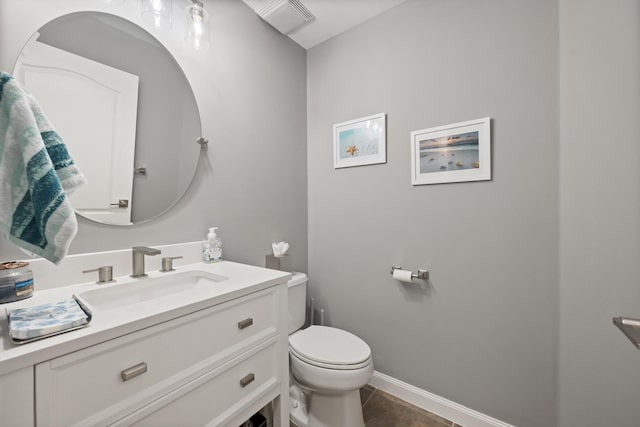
0,0 -> 308,273
3,0 -> 639,425
307,1 -> 559,426
558,0 -> 640,426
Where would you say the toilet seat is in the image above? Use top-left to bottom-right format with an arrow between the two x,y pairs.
289,326 -> 372,370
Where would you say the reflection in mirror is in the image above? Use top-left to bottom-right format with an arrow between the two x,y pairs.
13,12 -> 201,226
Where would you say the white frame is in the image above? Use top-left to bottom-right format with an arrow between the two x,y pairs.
410,117 -> 491,185
333,113 -> 386,168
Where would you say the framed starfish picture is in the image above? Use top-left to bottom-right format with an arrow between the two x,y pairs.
333,113 -> 386,169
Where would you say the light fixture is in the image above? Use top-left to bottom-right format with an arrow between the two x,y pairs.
184,0 -> 210,50
141,0 -> 173,30
105,0 -> 210,51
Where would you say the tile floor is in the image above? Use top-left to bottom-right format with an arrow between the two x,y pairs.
289,385 -> 463,427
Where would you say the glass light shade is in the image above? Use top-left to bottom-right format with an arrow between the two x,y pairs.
184,1 -> 210,50
141,0 -> 172,30
103,0 -> 126,4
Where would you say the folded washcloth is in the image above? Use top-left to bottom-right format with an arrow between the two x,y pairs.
0,71 -> 87,264
8,297 -> 89,341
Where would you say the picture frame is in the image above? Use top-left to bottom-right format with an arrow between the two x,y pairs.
410,117 -> 491,185
333,113 -> 386,169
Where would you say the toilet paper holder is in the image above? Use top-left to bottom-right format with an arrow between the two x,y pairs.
390,266 -> 429,280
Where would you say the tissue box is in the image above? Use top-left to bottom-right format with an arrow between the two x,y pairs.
266,254 -> 291,272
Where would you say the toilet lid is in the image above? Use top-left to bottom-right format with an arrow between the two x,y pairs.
288,326 -> 371,368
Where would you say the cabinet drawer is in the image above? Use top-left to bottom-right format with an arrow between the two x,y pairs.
36,287 -> 279,427
119,338 -> 280,427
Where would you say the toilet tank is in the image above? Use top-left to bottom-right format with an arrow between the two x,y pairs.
288,272 -> 308,334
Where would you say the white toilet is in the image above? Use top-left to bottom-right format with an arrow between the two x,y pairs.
287,273 -> 373,427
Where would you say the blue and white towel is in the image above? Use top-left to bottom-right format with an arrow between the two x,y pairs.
0,71 -> 87,264
8,297 -> 89,341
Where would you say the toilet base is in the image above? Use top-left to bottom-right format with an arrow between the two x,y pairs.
290,385 -> 309,426
289,384 -> 365,427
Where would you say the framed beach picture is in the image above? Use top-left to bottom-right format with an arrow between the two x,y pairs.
410,117 -> 491,185
333,113 -> 386,168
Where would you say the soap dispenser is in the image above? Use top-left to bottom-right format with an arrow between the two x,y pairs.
202,227 -> 222,263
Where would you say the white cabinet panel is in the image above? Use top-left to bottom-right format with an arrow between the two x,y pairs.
0,367 -> 34,427
36,287 -> 280,427
119,339 -> 279,427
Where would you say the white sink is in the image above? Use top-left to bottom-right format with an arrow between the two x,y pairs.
78,271 -> 228,310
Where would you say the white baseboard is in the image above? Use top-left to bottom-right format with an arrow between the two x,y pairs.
368,371 -> 515,427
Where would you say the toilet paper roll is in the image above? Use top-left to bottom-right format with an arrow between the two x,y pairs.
392,269 -> 414,283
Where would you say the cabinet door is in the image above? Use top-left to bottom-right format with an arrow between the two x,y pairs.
114,339 -> 280,427
0,367 -> 34,427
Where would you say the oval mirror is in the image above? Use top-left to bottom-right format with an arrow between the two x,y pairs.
13,12 -> 201,226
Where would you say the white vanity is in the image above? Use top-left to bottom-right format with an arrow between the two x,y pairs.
0,247 -> 290,427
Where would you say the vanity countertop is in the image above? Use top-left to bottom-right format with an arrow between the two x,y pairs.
0,261 -> 290,376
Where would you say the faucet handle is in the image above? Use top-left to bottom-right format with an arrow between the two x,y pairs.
160,256 -> 183,273
83,266 -> 115,284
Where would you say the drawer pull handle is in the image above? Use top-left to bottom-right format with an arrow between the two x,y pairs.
121,362 -> 147,382
238,318 -> 254,329
240,373 -> 255,387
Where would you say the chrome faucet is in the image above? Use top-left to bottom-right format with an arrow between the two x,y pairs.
131,246 -> 161,278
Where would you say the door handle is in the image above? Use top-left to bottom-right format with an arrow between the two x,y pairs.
110,199 -> 129,208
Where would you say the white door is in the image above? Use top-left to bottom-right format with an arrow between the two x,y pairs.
14,39 -> 139,225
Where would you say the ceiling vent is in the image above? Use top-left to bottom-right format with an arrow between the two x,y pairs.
257,0 -> 315,35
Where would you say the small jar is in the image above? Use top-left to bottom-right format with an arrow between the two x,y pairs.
0,261 -> 34,303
